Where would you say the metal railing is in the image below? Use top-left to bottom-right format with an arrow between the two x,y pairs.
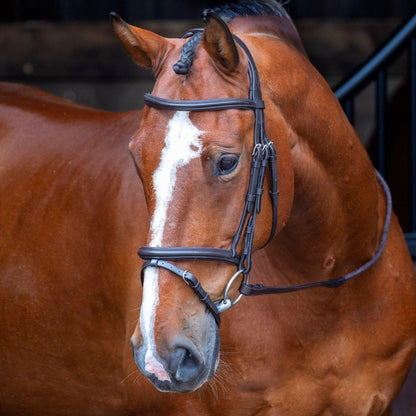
334,14 -> 416,259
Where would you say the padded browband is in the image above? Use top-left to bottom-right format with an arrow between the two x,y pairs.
143,93 -> 264,111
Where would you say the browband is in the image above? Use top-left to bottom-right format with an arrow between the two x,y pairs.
143,94 -> 264,111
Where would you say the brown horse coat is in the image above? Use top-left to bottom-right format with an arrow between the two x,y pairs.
1,4 -> 416,415
0,83 -> 145,414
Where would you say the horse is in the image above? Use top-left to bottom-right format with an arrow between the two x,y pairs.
1,1 -> 416,415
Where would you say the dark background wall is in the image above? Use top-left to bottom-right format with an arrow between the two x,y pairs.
1,1 -> 414,113
1,0 -> 414,21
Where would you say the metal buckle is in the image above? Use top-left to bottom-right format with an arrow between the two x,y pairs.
216,270 -> 249,313
182,270 -> 191,285
262,141 -> 273,154
252,143 -> 262,156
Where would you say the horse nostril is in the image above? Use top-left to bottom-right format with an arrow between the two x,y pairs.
168,345 -> 203,383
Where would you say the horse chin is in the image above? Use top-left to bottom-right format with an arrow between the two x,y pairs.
132,315 -> 220,393
145,368 -> 215,393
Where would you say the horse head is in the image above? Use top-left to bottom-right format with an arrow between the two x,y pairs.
112,10 -> 294,393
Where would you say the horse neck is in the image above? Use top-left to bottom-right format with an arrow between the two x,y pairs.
245,33 -> 385,290
230,15 -> 306,57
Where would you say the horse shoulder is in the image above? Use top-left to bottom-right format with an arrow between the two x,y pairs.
0,82 -> 147,415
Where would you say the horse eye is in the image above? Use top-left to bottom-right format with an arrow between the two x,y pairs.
216,154 -> 239,176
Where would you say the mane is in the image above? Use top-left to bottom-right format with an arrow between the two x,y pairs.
202,0 -> 289,23
173,0 -> 289,75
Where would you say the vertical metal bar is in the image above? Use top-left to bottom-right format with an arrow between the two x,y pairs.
376,69 -> 387,177
410,35 -> 416,232
343,98 -> 355,125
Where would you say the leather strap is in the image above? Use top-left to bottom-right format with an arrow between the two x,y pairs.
141,259 -> 221,326
239,171 -> 392,296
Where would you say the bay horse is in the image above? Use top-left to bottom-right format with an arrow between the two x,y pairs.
1,1 -> 415,415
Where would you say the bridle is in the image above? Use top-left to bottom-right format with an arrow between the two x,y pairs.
139,29 -> 274,326
138,28 -> 392,327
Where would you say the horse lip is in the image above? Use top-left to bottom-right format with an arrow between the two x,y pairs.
146,373 -> 202,393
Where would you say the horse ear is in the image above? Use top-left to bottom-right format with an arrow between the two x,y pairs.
202,12 -> 239,72
110,12 -> 168,69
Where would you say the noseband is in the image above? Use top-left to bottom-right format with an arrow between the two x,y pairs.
138,29 -> 392,327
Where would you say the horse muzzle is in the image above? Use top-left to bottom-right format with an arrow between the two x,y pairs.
131,322 -> 220,393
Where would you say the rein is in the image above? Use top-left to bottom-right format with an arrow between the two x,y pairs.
138,28 -> 392,327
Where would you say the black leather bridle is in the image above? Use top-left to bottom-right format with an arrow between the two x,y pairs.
138,28 -> 392,327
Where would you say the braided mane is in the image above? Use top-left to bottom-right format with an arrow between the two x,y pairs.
172,32 -> 203,75
172,0 -> 288,75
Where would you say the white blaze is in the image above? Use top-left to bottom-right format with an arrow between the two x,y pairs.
140,111 -> 203,380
